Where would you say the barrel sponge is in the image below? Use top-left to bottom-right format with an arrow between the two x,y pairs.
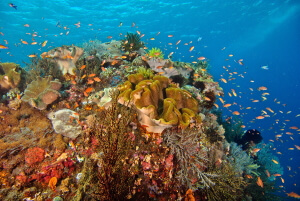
117,73 -> 199,133
22,76 -> 62,110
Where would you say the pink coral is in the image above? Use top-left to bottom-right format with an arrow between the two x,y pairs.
25,147 -> 45,165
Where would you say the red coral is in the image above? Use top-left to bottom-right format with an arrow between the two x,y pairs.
25,147 -> 45,165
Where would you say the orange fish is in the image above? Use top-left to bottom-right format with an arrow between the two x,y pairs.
256,176 -> 264,188
88,73 -> 96,77
41,40 -> 48,47
220,78 -> 227,83
87,79 -> 94,84
176,40 -> 181,45
287,192 -> 300,199
28,54 -> 37,58
80,65 -> 86,70
256,116 -> 265,120
85,87 -> 93,93
197,56 -> 206,60
21,40 -> 28,45
273,174 -> 281,177
294,145 -> 300,150
232,111 -> 240,115
223,103 -> 231,108
0,44 -> 9,49
167,35 -> 173,37
251,148 -> 261,153
93,77 -> 101,82
290,126 -> 299,130
258,86 -> 268,91
189,46 -> 195,52
31,42 -> 37,45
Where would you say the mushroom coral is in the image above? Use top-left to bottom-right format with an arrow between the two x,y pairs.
118,73 -> 199,133
41,45 -> 83,75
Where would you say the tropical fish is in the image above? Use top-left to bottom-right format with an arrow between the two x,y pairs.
0,44 -> 9,49
189,46 -> 195,52
232,111 -> 240,115
197,56 -> 206,60
287,192 -> 300,199
261,65 -> 269,70
8,3 -> 17,9
256,177 -> 264,188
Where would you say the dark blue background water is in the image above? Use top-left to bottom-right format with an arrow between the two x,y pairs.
1,0 -> 299,198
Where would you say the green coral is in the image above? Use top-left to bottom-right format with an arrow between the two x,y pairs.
117,73 -> 198,132
122,32 -> 144,52
136,66 -> 154,79
148,47 -> 164,59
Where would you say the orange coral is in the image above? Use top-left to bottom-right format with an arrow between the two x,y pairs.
48,176 -> 58,191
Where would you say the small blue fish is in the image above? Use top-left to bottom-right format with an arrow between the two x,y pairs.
9,3 -> 17,10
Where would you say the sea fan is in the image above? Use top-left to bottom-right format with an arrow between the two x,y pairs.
163,128 -> 217,189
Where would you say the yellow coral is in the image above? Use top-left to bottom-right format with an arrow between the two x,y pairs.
118,73 -> 199,133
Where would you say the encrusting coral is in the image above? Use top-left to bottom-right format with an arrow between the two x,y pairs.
118,73 -> 199,133
41,45 -> 83,75
21,76 -> 62,110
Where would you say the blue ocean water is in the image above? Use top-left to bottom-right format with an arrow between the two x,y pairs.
1,0 -> 300,199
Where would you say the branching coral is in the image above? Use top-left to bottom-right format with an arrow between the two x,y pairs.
22,76 -> 62,110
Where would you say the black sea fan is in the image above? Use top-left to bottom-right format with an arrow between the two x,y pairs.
122,32 -> 144,52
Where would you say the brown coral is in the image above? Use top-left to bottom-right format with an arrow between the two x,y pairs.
41,45 -> 83,75
21,76 -> 62,110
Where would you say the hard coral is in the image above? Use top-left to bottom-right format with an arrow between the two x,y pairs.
22,76 -> 62,110
41,45 -> 83,75
118,73 -> 199,133
0,62 -> 22,93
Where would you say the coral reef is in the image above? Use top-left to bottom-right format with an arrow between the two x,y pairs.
48,109 -> 82,139
41,45 -> 83,75
0,37 -> 283,201
21,76 -> 62,110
